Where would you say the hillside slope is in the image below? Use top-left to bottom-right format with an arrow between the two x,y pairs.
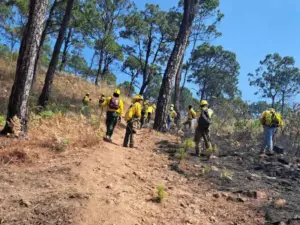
2,59 -> 299,225
0,120 -> 264,225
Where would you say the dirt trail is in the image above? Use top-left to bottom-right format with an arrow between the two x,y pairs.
0,125 -> 264,225
72,127 -> 263,225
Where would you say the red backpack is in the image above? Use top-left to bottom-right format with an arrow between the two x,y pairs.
109,96 -> 120,110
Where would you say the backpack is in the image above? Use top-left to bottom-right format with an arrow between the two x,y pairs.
83,96 -> 89,104
271,112 -> 281,127
197,110 -> 211,128
109,96 -> 120,110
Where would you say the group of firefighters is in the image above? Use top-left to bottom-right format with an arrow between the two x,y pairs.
82,90 -> 284,157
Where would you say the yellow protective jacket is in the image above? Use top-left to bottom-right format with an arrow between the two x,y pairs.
168,109 -> 177,119
101,96 -> 124,115
188,108 -> 196,119
147,106 -> 154,114
125,102 -> 142,121
196,107 -> 213,118
260,110 -> 283,127
83,95 -> 90,104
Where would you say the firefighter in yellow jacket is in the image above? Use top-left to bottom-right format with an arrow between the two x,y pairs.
123,94 -> 143,148
82,93 -> 91,105
98,93 -> 106,106
101,89 -> 124,142
167,104 -> 177,130
183,105 -> 196,129
259,108 -> 283,155
147,104 -> 155,123
194,100 -> 213,156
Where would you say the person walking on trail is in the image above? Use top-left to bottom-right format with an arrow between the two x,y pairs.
147,104 -> 155,124
101,89 -> 124,142
194,100 -> 213,157
259,108 -> 283,155
140,100 -> 149,128
82,93 -> 91,105
167,104 -> 177,130
98,93 -> 106,106
183,105 -> 196,129
123,94 -> 143,148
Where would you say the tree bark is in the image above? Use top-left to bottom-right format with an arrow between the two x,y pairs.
153,0 -> 199,131
1,0 -> 49,135
139,79 -> 150,95
95,49 -> 104,86
38,0 -> 75,107
281,91 -> 285,115
139,25 -> 153,95
33,0 -> 58,83
271,95 -> 275,108
174,56 -> 184,125
59,26 -> 73,71
200,80 -> 207,100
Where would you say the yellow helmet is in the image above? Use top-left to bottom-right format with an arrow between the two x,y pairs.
170,104 -> 174,107
114,89 -> 121,95
134,94 -> 143,101
269,108 -> 275,113
200,100 -> 208,106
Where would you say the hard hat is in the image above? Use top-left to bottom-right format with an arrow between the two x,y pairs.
101,93 -> 105,96
171,104 -> 174,107
114,89 -> 121,95
86,93 -> 90,95
134,94 -> 143,101
200,100 -> 208,106
269,108 -> 275,113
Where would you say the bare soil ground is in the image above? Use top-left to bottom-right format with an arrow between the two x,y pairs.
159,132 -> 300,225
0,123 -> 266,225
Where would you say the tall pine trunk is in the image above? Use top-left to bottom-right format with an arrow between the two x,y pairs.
174,56 -> 184,125
281,91 -> 285,115
33,0 -> 58,84
1,0 -> 49,135
59,26 -> 73,71
95,49 -> 104,86
153,0 -> 199,131
38,0 -> 75,107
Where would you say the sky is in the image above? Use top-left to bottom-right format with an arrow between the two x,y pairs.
115,0 -> 300,103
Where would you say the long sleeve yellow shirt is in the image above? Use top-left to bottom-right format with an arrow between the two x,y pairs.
101,96 -> 124,116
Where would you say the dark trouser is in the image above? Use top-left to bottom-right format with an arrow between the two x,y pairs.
194,127 -> 211,155
106,111 -> 119,138
183,119 -> 192,129
123,120 -> 135,147
140,112 -> 145,128
147,112 -> 151,123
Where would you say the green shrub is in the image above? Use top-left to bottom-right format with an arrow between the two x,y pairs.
221,169 -> 233,180
157,184 -> 166,202
175,148 -> 187,162
40,110 -> 54,119
183,138 -> 195,149
0,115 -> 6,127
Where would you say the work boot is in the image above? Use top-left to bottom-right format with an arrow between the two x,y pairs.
195,147 -> 200,157
266,150 -> 274,156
